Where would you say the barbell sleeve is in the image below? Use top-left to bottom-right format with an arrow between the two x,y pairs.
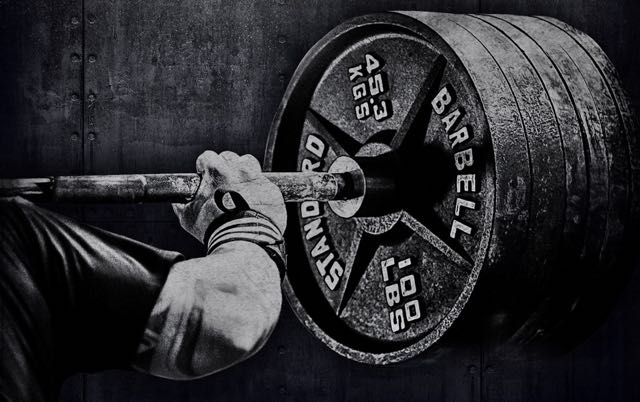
0,171 -> 360,203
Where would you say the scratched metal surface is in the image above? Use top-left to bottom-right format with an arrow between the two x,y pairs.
0,0 -> 639,401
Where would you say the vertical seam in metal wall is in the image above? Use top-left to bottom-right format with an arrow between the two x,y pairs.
81,0 -> 86,175
479,344 -> 483,402
80,0 -> 87,397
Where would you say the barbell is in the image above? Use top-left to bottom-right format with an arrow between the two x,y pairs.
1,12 -> 638,365
0,172 -> 359,203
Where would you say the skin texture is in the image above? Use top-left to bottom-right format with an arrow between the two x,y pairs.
173,151 -> 286,242
132,151 -> 287,380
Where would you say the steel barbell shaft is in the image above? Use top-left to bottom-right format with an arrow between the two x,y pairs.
0,172 -> 359,203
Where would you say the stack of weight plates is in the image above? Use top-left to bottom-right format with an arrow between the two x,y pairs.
264,12 -> 639,364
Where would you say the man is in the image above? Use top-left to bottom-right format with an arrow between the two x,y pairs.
0,151 -> 287,401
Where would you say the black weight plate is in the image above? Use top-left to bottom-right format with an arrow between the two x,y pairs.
265,12 -> 509,363
446,14 -> 567,340
508,16 -> 630,289
474,14 -> 589,343
478,14 -> 588,273
534,15 -> 639,345
501,16 -> 614,283
265,11 -> 636,364
539,16 -> 640,228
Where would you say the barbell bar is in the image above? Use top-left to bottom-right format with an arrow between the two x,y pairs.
0,170 -> 362,203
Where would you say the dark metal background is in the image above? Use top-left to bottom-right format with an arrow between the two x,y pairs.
0,0 -> 639,401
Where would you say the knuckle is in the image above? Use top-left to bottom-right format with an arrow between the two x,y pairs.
239,154 -> 260,166
196,150 -> 221,172
206,155 -> 227,171
220,151 -> 239,160
238,154 -> 262,176
197,150 -> 218,163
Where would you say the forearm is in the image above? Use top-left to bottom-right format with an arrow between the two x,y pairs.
132,241 -> 282,380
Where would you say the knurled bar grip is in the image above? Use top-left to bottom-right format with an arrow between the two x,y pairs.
0,172 -> 357,203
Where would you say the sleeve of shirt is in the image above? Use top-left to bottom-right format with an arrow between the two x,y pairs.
0,197 -> 184,400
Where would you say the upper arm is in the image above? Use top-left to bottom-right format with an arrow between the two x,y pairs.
132,241 -> 282,380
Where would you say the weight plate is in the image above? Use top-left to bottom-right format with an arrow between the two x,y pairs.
265,10 -> 539,363
507,16 -> 630,282
265,11 -> 633,363
446,14 -> 567,340
498,17 -> 610,282
539,16 -> 640,227
533,16 -> 638,344
477,14 -> 588,268
474,14 -> 589,343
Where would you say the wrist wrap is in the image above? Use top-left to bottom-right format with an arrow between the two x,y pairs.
204,204 -> 286,280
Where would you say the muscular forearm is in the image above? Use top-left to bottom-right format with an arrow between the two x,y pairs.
132,241 -> 282,380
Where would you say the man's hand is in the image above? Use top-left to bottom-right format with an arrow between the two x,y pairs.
172,151 -> 286,242
132,150 -> 287,380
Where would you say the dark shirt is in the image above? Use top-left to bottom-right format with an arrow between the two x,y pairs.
0,198 -> 183,401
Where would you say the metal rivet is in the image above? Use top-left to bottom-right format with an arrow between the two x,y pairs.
277,345 -> 286,355
70,133 -> 79,141
570,299 -> 579,312
278,386 -> 287,395
467,365 -> 477,375
277,35 -> 287,44
70,93 -> 80,102
278,73 -> 286,82
88,54 -> 97,63
70,16 -> 80,26
88,93 -> 97,102
71,53 -> 81,63
87,13 -> 97,24
88,132 -> 96,141
485,365 -> 496,374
